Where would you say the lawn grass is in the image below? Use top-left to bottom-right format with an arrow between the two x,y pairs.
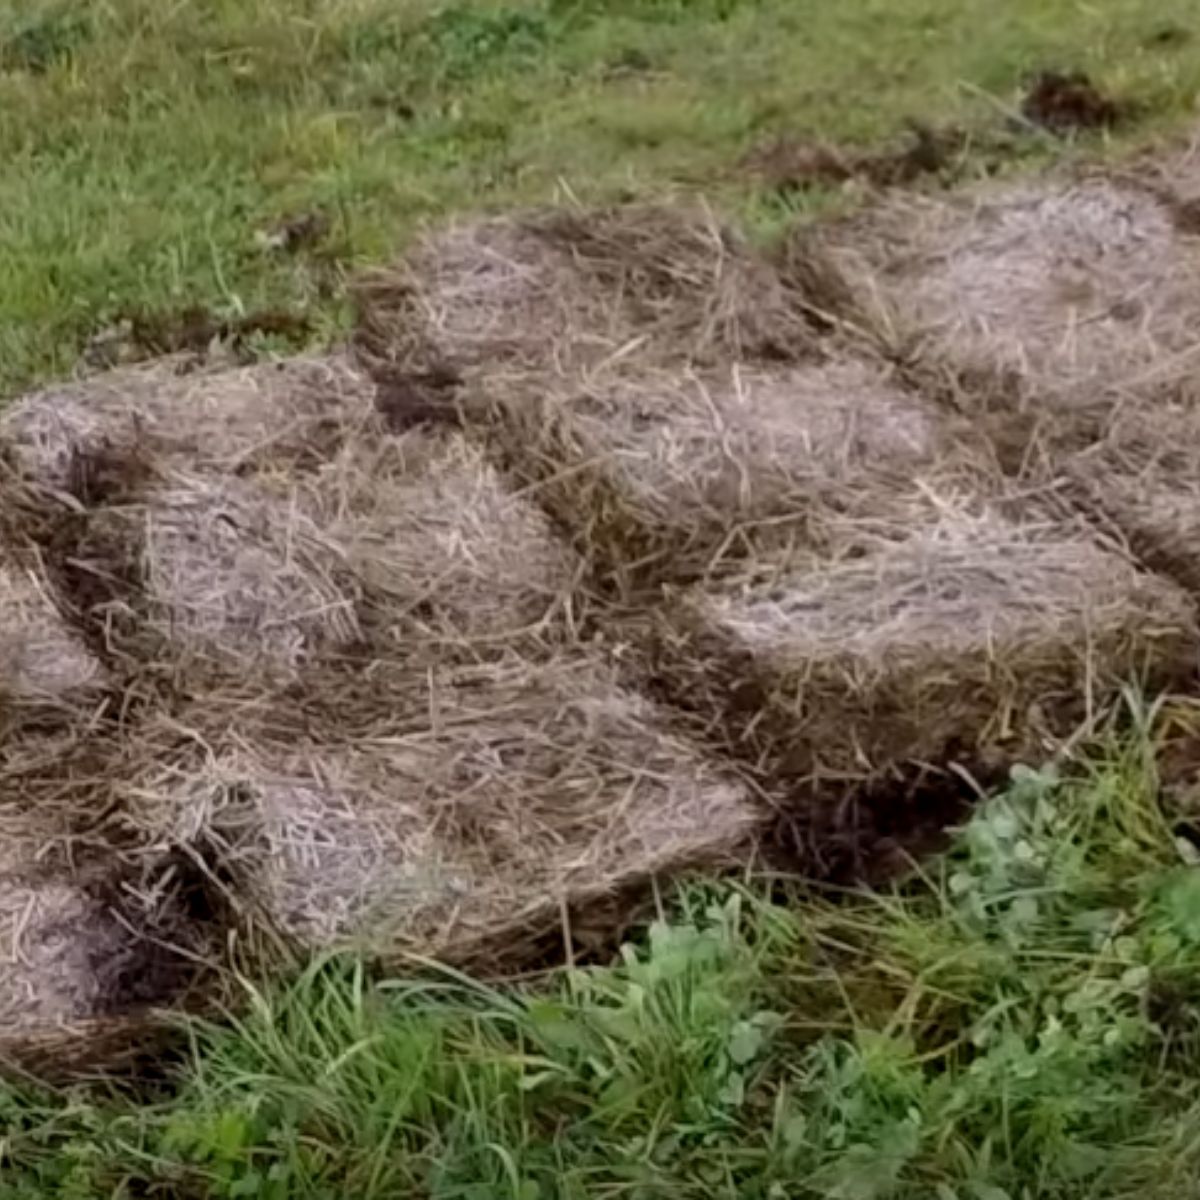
6,715 -> 1200,1197
3,0 -> 1200,395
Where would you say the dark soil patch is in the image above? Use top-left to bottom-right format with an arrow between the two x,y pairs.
1020,70 -> 1123,134
371,364 -> 464,432
768,761 -> 989,883
742,121 -> 966,194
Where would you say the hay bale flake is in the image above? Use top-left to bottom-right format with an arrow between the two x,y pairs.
2,355 -> 376,491
355,204 -> 815,380
303,428 -> 580,650
136,656 -> 761,964
489,353 -> 978,586
822,179 -> 1200,425
659,510 -> 1197,789
96,472 -> 361,678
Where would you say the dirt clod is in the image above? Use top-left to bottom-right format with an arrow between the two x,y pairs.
1021,70 -> 1122,134
742,121 -> 966,194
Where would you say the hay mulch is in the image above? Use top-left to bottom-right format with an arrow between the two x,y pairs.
0,549 -> 104,723
1065,399 -> 1200,595
354,203 -> 816,381
1,355 -> 377,491
652,507 -> 1196,809
813,178 -> 1200,448
85,470 -> 363,682
1128,127 -> 1200,234
7,185 -> 1200,1077
0,789 -> 227,1076
299,428 -> 582,653
123,654 -> 761,967
366,204 -> 999,589
484,353 -> 987,589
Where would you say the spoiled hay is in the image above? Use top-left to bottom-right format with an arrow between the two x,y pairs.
93,472 -> 361,679
302,427 -> 581,652
488,353 -> 992,590
354,203 -> 816,379
0,874 -> 142,1032
658,509 -> 1197,790
817,179 -> 1200,441
129,655 -> 761,965
1,355 -> 376,490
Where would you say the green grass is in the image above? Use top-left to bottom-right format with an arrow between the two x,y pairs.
8,718 -> 1200,1197
2,0 -> 1200,394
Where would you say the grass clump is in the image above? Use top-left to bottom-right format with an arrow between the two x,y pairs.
6,723 -> 1200,1197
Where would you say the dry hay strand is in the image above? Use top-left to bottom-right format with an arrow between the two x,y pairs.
0,805 -> 222,1047
354,202 -> 816,380
129,655 -> 762,967
1,355 -> 376,491
487,351 -> 994,591
87,471 -> 361,680
1124,127 -> 1200,235
0,736 -> 243,1078
0,549 -> 104,724
815,178 -> 1200,447
301,427 -> 581,653
1065,399 -> 1200,595
654,508 -> 1197,795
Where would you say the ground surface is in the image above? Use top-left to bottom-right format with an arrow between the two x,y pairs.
7,1 -> 1200,1197
3,0 -> 1200,395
